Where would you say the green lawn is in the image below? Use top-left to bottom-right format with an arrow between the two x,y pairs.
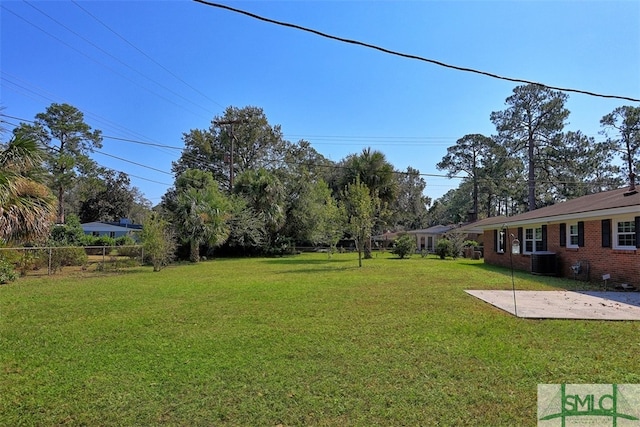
1,253 -> 639,426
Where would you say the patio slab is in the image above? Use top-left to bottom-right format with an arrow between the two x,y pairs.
465,290 -> 640,320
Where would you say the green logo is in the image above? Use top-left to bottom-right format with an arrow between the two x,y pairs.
538,384 -> 640,426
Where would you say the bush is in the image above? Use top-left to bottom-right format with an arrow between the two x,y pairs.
435,239 -> 452,260
116,245 -> 142,259
0,257 -> 17,284
83,235 -> 117,255
49,215 -> 86,246
50,247 -> 88,273
391,233 -> 416,259
115,236 -> 136,246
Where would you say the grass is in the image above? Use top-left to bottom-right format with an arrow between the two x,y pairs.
1,252 -> 639,426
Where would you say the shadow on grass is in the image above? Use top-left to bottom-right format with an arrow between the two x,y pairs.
463,261 -> 601,291
260,257 -> 355,265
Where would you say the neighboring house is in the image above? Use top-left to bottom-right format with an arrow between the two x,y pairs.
373,224 -> 472,252
81,218 -> 143,241
475,186 -> 640,287
407,225 -> 455,252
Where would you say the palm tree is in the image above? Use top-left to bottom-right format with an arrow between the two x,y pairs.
174,170 -> 231,262
0,135 -> 56,244
233,168 -> 285,243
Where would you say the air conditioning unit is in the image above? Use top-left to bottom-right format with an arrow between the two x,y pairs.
531,252 -> 557,276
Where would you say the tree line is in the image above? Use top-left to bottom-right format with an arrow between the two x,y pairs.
1,84 -> 637,269
433,84 -> 639,223
0,104 -> 430,268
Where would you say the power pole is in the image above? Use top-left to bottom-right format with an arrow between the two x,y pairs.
214,119 -> 241,191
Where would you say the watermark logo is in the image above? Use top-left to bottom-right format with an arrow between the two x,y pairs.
538,384 -> 640,426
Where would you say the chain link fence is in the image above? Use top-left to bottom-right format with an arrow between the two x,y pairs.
0,245 -> 145,277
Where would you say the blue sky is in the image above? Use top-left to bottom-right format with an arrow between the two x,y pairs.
2,1 -> 639,205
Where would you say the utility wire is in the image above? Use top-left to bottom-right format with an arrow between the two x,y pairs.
1,4 -> 208,119
71,0 -> 225,110
3,114 -> 621,189
193,0 -> 640,103
22,1 -> 213,116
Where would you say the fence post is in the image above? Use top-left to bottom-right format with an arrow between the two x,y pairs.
48,247 -> 52,275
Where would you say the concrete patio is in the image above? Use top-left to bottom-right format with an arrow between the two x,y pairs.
466,290 -> 640,320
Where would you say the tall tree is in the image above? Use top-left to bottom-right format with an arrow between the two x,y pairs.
173,106 -> 289,191
79,170 -> 135,223
600,105 -> 640,188
490,84 -> 569,211
551,131 -> 622,198
282,177 -> 342,247
437,134 -> 494,220
342,148 -> 396,206
14,103 -> 102,223
233,168 -> 286,248
225,195 -> 266,255
477,142 -> 524,217
391,167 -> 430,230
173,169 -> 231,262
0,134 -> 56,243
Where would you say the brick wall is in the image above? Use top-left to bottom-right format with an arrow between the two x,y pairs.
484,219 -> 639,287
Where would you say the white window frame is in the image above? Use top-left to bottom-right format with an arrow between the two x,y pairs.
524,226 -> 543,254
497,230 -> 505,253
567,223 -> 579,248
614,219 -> 636,250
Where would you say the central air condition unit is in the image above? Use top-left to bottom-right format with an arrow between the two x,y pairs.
531,251 -> 557,276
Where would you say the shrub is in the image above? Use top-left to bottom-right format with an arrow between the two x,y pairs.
435,239 -> 452,260
49,215 -> 85,246
50,247 -> 88,273
115,236 -> 136,246
16,249 -> 46,276
83,236 -> 117,255
463,240 -> 479,248
141,213 -> 176,272
0,257 -> 17,284
391,233 -> 416,259
116,245 -> 142,259
91,236 -> 116,247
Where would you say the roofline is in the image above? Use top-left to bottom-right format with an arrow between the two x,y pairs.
478,205 -> 639,229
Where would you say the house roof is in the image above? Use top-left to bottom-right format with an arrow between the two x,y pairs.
372,224 -> 455,240
81,222 -> 143,232
407,224 -> 455,235
475,187 -> 640,230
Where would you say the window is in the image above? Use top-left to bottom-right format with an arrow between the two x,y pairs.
497,230 -> 505,253
109,231 -> 116,238
615,220 -> 636,249
568,224 -> 579,248
524,227 -> 543,253
92,231 -> 100,237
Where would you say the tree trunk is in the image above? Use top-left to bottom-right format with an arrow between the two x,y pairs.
57,185 -> 65,224
364,238 -> 372,259
190,240 -> 200,263
527,133 -> 536,211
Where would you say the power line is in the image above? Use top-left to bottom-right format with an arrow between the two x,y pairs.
93,149 -> 173,176
22,1 -> 213,116
71,0 -> 225,111
192,0 -> 640,103
1,4 -> 208,120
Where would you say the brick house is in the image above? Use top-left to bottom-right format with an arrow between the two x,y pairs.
475,186 -> 640,287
